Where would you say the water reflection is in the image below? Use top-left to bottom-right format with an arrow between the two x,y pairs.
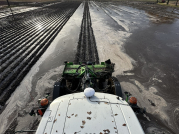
36,23 -> 43,30
146,11 -> 175,23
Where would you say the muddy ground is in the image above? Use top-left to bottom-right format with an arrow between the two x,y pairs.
103,1 -> 179,133
0,1 -> 81,105
0,1 -> 179,134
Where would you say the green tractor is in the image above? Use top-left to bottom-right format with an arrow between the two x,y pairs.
26,60 -> 145,134
53,59 -> 123,100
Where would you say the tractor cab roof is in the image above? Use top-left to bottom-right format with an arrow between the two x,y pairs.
36,93 -> 144,134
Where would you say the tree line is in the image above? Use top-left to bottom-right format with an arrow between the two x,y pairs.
157,0 -> 179,6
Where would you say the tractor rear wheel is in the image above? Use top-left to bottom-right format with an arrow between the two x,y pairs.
108,77 -> 123,97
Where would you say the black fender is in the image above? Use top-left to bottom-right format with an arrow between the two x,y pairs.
112,77 -> 123,98
53,81 -> 61,100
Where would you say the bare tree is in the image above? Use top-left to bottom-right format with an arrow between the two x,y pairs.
167,0 -> 170,5
176,0 -> 179,6
6,0 -> 10,7
6,0 -> 14,19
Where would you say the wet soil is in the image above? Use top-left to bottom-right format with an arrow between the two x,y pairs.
74,2 -> 99,64
1,3 -> 84,134
119,19 -> 179,134
89,1 -> 179,134
0,2 -> 81,106
1,1 -> 179,134
118,1 -> 179,23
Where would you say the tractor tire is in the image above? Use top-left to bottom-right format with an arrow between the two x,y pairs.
112,77 -> 123,97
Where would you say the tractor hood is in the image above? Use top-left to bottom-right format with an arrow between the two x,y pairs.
36,93 -> 144,134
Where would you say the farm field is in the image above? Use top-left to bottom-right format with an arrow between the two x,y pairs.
0,1 -> 81,105
0,1 -> 179,134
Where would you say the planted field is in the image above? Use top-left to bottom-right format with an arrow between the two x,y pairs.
0,1 -> 81,105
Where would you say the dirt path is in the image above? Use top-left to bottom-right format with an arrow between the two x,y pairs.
74,2 -> 99,64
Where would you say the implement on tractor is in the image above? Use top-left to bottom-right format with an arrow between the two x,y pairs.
53,59 -> 123,100
25,59 -> 145,134
63,60 -> 114,79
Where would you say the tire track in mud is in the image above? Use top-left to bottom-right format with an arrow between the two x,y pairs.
75,2 -> 99,64
0,2 -> 81,106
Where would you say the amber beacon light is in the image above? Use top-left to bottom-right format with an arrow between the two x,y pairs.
40,98 -> 49,107
129,97 -> 137,105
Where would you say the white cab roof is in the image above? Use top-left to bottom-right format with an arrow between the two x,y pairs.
36,93 -> 144,134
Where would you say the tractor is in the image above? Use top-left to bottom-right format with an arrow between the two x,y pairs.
23,60 -> 145,134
